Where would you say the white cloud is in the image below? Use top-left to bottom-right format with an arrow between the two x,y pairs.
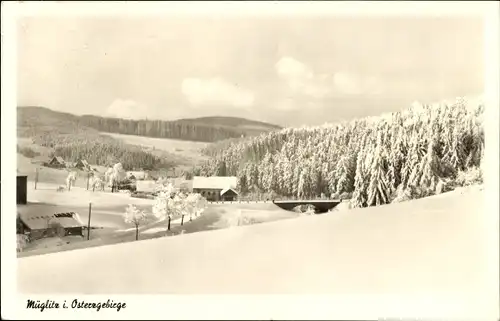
275,56 -> 331,99
181,77 -> 254,108
106,99 -> 149,119
275,56 -> 384,98
275,56 -> 314,82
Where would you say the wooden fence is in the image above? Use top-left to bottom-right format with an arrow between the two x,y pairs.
207,195 -> 345,205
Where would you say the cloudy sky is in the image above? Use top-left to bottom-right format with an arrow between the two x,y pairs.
17,16 -> 484,127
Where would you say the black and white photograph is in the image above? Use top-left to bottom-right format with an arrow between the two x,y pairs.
2,1 -> 499,320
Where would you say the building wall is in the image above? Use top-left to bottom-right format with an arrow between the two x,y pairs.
27,229 -> 47,240
17,176 -> 27,205
23,226 -> 84,240
65,227 -> 84,237
17,218 -> 28,234
76,163 -> 90,170
193,188 -> 222,201
49,158 -> 65,168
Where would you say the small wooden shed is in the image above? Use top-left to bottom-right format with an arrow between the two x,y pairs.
75,159 -> 91,171
48,156 -> 66,168
17,175 -> 28,205
220,188 -> 239,202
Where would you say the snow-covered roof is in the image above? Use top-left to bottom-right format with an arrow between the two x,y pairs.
171,177 -> 193,190
53,212 -> 85,228
19,211 -> 84,230
136,180 -> 158,192
127,171 -> 146,179
77,159 -> 90,166
220,188 -> 238,196
51,156 -> 65,164
192,176 -> 237,190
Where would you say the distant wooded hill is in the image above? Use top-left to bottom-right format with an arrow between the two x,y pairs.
17,106 -> 282,143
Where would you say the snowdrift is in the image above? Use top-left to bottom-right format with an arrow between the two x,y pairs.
17,186 -> 496,317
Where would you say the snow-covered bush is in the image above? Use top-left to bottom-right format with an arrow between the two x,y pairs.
185,193 -> 208,221
455,166 -> 483,187
339,192 -> 352,200
391,186 -> 413,203
435,179 -> 445,195
333,201 -> 353,212
17,234 -> 30,252
293,204 -> 316,215
239,217 -> 258,226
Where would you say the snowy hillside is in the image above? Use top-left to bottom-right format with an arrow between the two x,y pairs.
17,185 -> 497,319
196,97 -> 484,209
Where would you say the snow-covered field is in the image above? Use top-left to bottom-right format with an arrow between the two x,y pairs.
26,182 -> 155,208
101,132 -> 210,165
119,202 -> 299,235
18,182 -> 157,244
18,185 -> 497,319
18,182 -> 302,256
17,154 -> 109,188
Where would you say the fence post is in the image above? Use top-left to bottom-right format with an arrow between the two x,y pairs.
87,201 -> 92,240
34,167 -> 39,190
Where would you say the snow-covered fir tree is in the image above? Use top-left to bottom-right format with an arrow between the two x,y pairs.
195,97 -> 484,208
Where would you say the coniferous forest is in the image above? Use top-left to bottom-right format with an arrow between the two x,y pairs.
194,97 -> 485,208
17,107 -> 279,143
30,131 -> 176,171
77,115 -> 247,142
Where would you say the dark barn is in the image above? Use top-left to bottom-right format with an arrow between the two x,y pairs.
47,156 -> 66,169
17,175 -> 27,205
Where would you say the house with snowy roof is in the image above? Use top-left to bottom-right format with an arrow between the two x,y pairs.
47,156 -> 66,169
75,159 -> 91,171
192,176 -> 238,202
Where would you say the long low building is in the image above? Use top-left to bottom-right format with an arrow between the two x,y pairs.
17,211 -> 85,239
192,176 -> 239,201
